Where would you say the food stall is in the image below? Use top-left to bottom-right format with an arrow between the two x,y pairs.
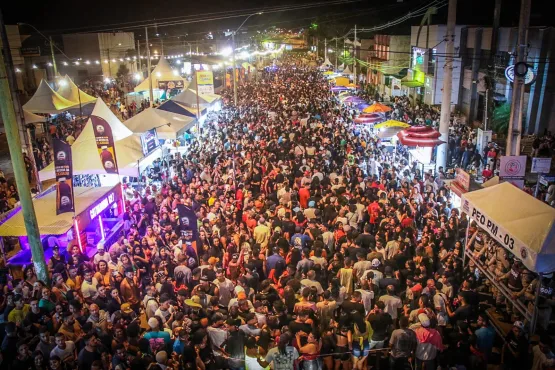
396,126 -> 445,175
0,184 -> 123,266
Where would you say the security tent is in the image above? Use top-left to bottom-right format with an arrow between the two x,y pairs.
462,182 -> 555,273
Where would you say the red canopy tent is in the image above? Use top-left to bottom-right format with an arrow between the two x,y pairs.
396,126 -> 445,147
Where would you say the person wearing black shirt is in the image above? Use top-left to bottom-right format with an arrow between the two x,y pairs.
288,310 -> 313,337
223,319 -> 246,369
503,321 -> 529,370
447,293 -> 473,325
367,301 -> 393,347
339,292 -> 366,326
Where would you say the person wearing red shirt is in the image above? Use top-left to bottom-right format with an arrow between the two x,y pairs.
482,164 -> 493,181
367,200 -> 381,232
298,185 -> 310,209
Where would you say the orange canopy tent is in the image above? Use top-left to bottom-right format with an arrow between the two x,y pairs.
362,102 -> 392,113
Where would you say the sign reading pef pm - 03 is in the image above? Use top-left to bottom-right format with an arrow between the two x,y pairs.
464,199 -> 534,270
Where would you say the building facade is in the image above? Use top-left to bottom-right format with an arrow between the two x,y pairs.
367,34 -> 411,97
459,26 -> 555,135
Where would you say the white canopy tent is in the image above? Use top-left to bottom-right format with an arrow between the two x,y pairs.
320,58 -> 333,69
39,99 -> 143,180
134,56 -> 187,93
22,79 -> 78,114
123,107 -> 196,140
23,110 -> 46,124
462,182 -> 555,273
343,66 -> 352,75
57,75 -> 97,105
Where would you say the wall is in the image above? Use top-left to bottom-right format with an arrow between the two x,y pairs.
97,33 -> 137,78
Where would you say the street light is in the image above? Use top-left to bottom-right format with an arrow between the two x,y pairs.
231,12 -> 263,105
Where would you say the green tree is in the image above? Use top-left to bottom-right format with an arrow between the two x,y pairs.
116,64 -> 130,83
339,50 -> 354,67
492,103 -> 526,135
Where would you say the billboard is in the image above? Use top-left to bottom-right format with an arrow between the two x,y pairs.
196,71 -> 214,94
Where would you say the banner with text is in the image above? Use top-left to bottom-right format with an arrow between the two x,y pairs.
53,139 -> 75,215
461,196 -> 536,272
196,71 -> 214,94
91,116 -> 119,174
177,204 -> 199,260
140,128 -> 160,157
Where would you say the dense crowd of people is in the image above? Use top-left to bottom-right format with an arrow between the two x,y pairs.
1,54 -> 554,370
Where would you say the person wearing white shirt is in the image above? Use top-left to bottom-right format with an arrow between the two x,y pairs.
93,244 -> 110,266
379,286 -> 403,320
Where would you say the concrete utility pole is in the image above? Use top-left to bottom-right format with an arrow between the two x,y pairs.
436,0 -> 457,172
324,39 -> 327,62
145,27 -> 154,107
232,31 -> 238,105
506,0 -> 531,155
484,0 -> 502,130
136,40 -> 141,74
0,35 -> 48,283
335,38 -> 338,69
49,36 -> 58,79
353,25 -> 357,82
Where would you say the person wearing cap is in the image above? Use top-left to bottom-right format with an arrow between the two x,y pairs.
143,317 -> 171,351
502,320 -> 529,370
413,313 -> 444,370
363,259 -> 383,286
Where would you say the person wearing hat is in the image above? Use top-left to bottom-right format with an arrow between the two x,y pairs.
93,242 -> 110,266
363,259 -> 383,286
502,320 -> 529,370
143,317 -> 171,352
412,313 -> 444,370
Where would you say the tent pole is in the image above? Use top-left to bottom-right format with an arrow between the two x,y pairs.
195,71 -> 201,141
530,273 -> 542,334
145,27 -> 154,108
462,219 -> 470,268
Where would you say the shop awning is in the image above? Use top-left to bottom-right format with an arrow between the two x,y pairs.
0,185 -> 118,236
401,81 -> 424,88
462,182 -> 555,273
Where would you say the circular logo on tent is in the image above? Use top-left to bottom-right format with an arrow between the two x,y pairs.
167,81 -> 176,89
520,247 -> 527,260
96,125 -> 105,135
56,151 -> 66,161
504,159 -> 522,176
60,196 -> 71,206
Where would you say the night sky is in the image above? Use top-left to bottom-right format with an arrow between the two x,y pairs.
1,0 -> 552,39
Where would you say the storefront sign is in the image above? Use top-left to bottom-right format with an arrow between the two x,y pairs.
53,138 -> 75,215
91,116 -> 118,174
21,46 -> 41,57
89,192 -> 116,219
462,198 -> 534,271
391,77 -> 401,97
140,129 -> 160,157
500,155 -> 526,178
157,80 -> 185,91
196,71 -> 214,94
455,168 -> 470,191
531,157 -> 552,174
505,64 -> 536,85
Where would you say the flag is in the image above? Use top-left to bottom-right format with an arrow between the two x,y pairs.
176,203 -> 199,259
53,138 -> 75,215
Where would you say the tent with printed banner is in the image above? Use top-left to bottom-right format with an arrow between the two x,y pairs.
461,182 -> 555,273
38,99 -> 143,180
172,73 -> 221,108
123,107 -> 197,140
134,55 -> 187,93
23,79 -> 78,114
57,75 -> 97,106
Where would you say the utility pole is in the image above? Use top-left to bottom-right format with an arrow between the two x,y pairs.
136,40 -> 141,75
506,0 -> 531,155
335,38 -> 338,69
485,0 -> 502,131
353,25 -> 357,82
1,10 -> 40,188
436,0 -> 457,172
324,39 -> 327,62
107,49 -> 112,77
0,35 -> 48,282
145,26 -> 154,107
49,36 -> 58,79
232,31 -> 238,105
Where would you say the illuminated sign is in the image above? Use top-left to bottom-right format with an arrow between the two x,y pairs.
89,192 -> 116,219
505,64 -> 536,85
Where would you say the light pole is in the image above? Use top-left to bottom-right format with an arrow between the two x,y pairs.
232,12 -> 262,106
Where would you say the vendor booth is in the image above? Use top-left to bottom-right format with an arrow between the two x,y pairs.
124,107 -> 197,140
38,99 -> 144,181
134,55 -> 187,97
461,182 -> 555,333
362,102 -> 392,114
0,184 -> 123,265
22,79 -> 78,114
373,120 -> 410,140
397,126 -> 445,175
